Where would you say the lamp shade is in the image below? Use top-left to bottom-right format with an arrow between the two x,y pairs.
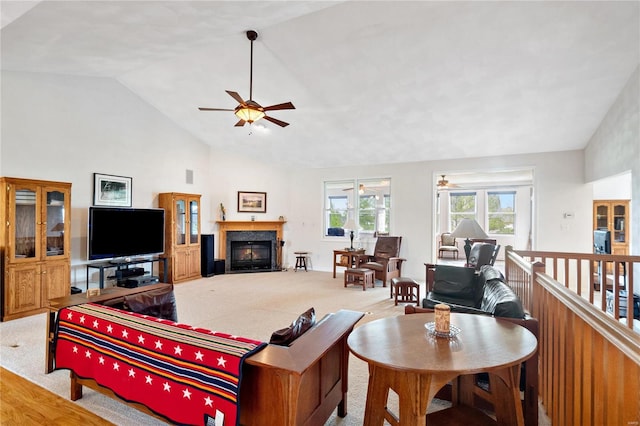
450,218 -> 488,240
343,218 -> 357,230
235,107 -> 265,123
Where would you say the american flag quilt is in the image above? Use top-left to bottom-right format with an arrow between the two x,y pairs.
54,303 -> 266,426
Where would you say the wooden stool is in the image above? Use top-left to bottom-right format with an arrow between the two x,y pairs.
391,277 -> 420,306
294,251 -> 309,272
344,268 -> 375,291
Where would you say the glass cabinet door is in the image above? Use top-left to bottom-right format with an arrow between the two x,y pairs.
189,199 -> 199,244
45,189 -> 66,256
612,203 -> 626,243
595,205 -> 608,230
176,199 -> 186,245
13,187 -> 37,259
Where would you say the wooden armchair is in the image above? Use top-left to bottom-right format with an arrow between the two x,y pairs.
357,236 -> 404,286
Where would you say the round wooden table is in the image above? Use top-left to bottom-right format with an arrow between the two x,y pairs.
347,313 -> 538,426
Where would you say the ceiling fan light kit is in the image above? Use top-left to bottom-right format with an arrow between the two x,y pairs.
235,104 -> 265,123
198,30 -> 295,128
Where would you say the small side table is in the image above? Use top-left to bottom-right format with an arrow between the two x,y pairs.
294,251 -> 309,271
333,249 -> 366,278
391,277 -> 420,306
344,268 -> 375,291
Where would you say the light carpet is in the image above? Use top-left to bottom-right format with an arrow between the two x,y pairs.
0,270 -> 447,425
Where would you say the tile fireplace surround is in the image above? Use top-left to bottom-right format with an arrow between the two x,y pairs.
216,221 -> 286,272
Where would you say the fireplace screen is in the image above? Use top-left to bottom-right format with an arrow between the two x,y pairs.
230,241 -> 272,271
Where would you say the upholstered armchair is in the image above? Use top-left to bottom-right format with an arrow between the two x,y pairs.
438,232 -> 459,259
357,236 -> 404,286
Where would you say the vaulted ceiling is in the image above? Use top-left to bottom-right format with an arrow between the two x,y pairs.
2,1 -> 638,168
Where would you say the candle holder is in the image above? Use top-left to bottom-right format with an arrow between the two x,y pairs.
425,322 -> 461,339
425,304 -> 460,338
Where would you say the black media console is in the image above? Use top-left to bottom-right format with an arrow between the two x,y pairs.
86,257 -> 167,290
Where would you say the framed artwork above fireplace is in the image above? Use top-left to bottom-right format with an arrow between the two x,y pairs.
238,191 -> 267,213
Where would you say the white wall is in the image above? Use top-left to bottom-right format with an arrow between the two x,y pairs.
285,150 -> 592,281
1,71 -> 213,284
592,172 -> 632,200
0,70 -> 603,286
585,66 -> 639,257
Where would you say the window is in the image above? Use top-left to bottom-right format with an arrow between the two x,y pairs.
487,191 -> 515,234
450,192 -> 476,231
324,178 -> 391,237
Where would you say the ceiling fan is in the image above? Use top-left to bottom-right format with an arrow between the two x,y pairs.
343,184 -> 366,194
198,30 -> 295,127
437,175 -> 458,189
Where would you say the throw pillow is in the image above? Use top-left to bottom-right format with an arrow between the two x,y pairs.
269,307 -> 316,346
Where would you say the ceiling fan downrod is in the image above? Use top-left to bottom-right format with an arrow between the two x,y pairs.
246,30 -> 258,101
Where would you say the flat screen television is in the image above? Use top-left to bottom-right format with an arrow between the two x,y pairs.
88,207 -> 165,261
593,229 -> 611,255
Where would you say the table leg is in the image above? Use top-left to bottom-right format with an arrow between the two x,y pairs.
45,310 -> 56,374
333,252 -> 337,278
363,364 -> 456,426
489,365 -> 525,426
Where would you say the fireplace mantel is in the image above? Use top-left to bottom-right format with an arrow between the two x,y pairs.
216,221 -> 285,259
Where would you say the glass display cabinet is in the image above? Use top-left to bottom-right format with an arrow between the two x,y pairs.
159,192 -> 201,283
1,177 -> 71,321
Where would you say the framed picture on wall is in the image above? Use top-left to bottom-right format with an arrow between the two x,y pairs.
93,173 -> 132,207
237,191 -> 267,213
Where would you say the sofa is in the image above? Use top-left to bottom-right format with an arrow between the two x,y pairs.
50,285 -> 364,426
423,264 -> 526,318
414,263 -> 539,426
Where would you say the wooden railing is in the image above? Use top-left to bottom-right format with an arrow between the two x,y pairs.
505,247 -> 639,329
504,247 -> 640,425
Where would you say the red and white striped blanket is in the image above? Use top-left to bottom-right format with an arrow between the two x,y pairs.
54,303 -> 265,425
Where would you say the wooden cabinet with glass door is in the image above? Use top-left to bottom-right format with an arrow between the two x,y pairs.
593,200 -> 629,280
159,193 -> 201,283
0,177 -> 71,321
593,200 -> 629,256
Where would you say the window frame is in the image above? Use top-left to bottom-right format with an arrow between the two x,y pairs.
486,190 -> 516,235
449,191 -> 477,231
323,178 -> 391,239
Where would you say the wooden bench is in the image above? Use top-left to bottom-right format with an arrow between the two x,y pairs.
59,298 -> 363,425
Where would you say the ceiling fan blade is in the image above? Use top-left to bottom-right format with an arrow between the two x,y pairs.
263,115 -> 289,127
226,90 -> 246,105
262,102 -> 295,112
198,107 -> 235,111
234,119 -> 246,127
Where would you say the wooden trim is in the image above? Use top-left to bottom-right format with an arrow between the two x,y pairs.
216,220 -> 285,259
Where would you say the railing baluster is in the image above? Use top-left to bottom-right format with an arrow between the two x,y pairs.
505,248 -> 640,425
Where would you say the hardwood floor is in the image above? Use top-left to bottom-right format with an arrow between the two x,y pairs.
0,367 -> 112,425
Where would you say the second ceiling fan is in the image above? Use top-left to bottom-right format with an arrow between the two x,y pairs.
198,30 -> 295,127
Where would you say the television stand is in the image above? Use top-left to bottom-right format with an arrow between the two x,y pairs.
86,257 -> 167,290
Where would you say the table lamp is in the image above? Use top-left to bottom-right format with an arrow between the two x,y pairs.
343,218 -> 357,250
450,218 -> 488,266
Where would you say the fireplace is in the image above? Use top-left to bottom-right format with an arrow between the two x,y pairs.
226,230 -> 277,273
230,241 -> 271,271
